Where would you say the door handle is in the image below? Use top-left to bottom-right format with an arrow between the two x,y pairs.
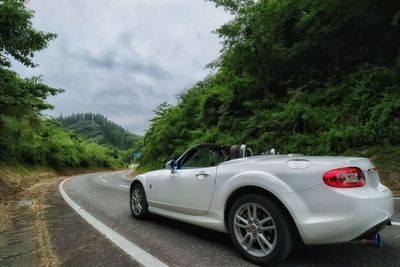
195,171 -> 209,179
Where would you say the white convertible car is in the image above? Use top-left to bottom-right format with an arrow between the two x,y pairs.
130,143 -> 394,265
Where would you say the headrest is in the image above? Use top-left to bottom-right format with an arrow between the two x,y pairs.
230,145 -> 244,159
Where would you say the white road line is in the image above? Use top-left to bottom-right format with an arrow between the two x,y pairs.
100,178 -> 109,183
121,173 -> 132,180
59,178 -> 168,267
119,185 -> 130,188
391,198 -> 399,226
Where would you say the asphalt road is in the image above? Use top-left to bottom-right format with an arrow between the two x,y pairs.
61,171 -> 400,267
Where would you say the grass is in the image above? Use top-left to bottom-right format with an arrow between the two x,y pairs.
0,165 -> 59,201
346,145 -> 400,193
0,164 -> 115,265
0,164 -> 114,201
31,182 -> 59,267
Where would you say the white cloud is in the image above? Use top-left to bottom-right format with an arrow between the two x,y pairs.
12,0 -> 231,134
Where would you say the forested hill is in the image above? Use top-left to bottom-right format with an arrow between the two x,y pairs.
137,0 -> 400,190
0,1 -> 129,169
57,113 -> 140,150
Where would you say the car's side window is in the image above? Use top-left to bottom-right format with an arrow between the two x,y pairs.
181,147 -> 227,168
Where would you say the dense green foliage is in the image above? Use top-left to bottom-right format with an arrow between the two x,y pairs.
0,0 -> 125,169
0,116 -> 124,168
0,0 -> 56,68
57,113 -> 141,150
138,0 -> 400,175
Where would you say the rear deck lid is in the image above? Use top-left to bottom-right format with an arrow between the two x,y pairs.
344,158 -> 380,188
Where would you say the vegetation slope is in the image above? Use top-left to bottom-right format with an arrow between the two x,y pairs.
57,113 -> 141,151
137,0 -> 400,190
0,0 -> 138,171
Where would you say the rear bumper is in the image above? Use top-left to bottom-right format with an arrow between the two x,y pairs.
353,218 -> 391,240
281,184 -> 394,245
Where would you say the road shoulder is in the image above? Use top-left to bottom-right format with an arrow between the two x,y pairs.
44,178 -> 140,266
0,181 -> 57,266
1,176 -> 140,267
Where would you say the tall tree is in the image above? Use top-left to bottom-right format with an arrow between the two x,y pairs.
0,0 -> 57,68
0,0 -> 63,162
0,0 -> 63,115
137,0 -> 400,172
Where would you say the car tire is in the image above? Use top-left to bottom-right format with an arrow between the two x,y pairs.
228,193 -> 293,266
130,183 -> 149,219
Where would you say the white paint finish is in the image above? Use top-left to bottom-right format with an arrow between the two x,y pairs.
119,185 -> 130,188
156,167 -> 216,216
135,151 -> 395,245
290,187 -> 393,244
139,172 -> 157,201
286,159 -> 311,170
59,177 -> 168,267
149,206 -> 223,232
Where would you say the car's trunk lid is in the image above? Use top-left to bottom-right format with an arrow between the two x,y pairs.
343,158 -> 381,188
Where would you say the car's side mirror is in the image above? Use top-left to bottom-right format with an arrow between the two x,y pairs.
165,160 -> 178,174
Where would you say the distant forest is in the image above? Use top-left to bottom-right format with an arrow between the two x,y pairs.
57,113 -> 141,150
0,1 -> 139,169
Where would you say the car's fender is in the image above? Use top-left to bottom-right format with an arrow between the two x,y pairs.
130,170 -> 163,202
207,170 -> 295,232
218,170 -> 293,209
130,174 -> 145,190
130,174 -> 150,196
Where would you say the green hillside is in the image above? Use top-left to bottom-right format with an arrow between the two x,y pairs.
137,0 -> 400,190
57,113 -> 141,150
0,0 -> 124,169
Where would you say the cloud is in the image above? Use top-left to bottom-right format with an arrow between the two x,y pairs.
67,35 -> 172,80
12,0 -> 231,134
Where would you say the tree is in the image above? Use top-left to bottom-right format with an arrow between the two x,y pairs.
137,0 -> 400,173
0,0 -> 57,68
0,0 -> 63,116
57,113 -> 141,150
0,68 -> 63,116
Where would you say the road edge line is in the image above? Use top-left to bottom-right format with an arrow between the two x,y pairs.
59,177 -> 168,267
121,173 -> 132,180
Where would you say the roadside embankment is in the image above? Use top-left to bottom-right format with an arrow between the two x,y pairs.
0,165 -> 113,266
0,165 -> 113,201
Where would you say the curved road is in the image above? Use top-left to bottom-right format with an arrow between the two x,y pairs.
61,171 -> 400,267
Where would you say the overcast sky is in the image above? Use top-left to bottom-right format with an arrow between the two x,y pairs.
13,0 -> 231,134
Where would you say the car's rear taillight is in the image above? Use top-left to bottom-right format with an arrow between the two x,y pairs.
323,167 -> 365,188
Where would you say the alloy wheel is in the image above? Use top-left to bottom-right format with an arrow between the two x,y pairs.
233,202 -> 277,257
131,187 -> 143,216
